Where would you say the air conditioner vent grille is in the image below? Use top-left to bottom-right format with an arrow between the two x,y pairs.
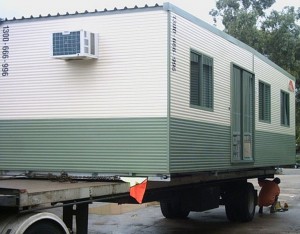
52,30 -> 98,60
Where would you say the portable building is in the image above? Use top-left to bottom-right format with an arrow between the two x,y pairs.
0,3 -> 295,178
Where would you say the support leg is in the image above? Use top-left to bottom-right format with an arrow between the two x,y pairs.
63,204 -> 73,231
76,203 -> 89,234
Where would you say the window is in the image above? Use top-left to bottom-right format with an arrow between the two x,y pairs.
281,90 -> 290,126
259,81 -> 271,122
190,51 -> 213,109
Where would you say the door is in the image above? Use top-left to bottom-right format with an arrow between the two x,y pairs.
232,65 -> 254,162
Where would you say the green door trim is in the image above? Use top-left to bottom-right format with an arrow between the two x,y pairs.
230,63 -> 255,164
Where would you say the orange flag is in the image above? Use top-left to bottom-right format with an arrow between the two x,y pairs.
130,179 -> 148,204
120,177 -> 148,204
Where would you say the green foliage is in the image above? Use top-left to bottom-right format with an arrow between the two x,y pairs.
210,1 -> 300,73
210,0 -> 276,53
262,7 -> 300,74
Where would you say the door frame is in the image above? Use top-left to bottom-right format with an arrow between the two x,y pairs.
230,63 -> 255,163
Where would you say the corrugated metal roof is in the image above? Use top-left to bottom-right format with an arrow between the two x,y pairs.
0,3 -> 161,22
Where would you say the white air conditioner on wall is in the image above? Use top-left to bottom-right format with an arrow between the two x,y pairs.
52,30 -> 98,60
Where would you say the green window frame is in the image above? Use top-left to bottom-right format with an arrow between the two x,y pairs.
190,51 -> 213,110
259,81 -> 271,123
280,90 -> 290,126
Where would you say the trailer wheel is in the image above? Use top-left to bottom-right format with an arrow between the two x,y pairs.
24,220 -> 66,234
160,199 -> 190,219
238,183 -> 256,222
0,213 -> 69,234
224,182 -> 256,222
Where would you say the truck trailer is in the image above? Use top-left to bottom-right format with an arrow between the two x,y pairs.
0,2 -> 295,233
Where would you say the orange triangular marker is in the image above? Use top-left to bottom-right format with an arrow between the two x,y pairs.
130,179 -> 148,204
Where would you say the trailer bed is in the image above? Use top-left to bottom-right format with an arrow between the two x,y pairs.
0,179 -> 130,208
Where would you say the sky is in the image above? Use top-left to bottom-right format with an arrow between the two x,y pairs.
0,0 -> 299,28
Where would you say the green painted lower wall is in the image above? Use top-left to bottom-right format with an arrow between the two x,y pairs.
0,118 -> 168,174
255,130 -> 295,166
0,117 -> 295,175
169,118 -> 232,172
169,118 -> 295,173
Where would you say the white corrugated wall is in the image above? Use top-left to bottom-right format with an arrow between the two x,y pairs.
254,57 -> 295,136
170,13 -> 253,125
0,10 -> 168,120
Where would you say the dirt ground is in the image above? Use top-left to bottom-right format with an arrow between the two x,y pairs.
85,168 -> 300,234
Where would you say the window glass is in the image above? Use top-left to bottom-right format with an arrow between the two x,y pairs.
259,81 -> 271,122
190,51 -> 213,110
281,91 -> 290,126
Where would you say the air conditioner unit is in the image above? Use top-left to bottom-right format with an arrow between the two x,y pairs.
52,30 -> 98,60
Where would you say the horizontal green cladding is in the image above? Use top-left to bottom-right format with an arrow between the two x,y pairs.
169,117 -> 295,172
1,117 -> 293,175
0,117 -> 168,174
169,118 -> 231,172
255,130 -> 295,166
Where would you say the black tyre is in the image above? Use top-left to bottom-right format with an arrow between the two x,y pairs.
160,199 -> 190,219
24,220 -> 66,234
238,183 -> 256,222
223,182 -> 257,222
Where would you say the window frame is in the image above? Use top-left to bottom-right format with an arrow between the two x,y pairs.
280,90 -> 290,127
258,81 -> 271,123
189,50 -> 214,111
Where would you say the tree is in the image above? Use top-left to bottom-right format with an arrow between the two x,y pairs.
262,7 -> 300,75
210,0 -> 275,52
